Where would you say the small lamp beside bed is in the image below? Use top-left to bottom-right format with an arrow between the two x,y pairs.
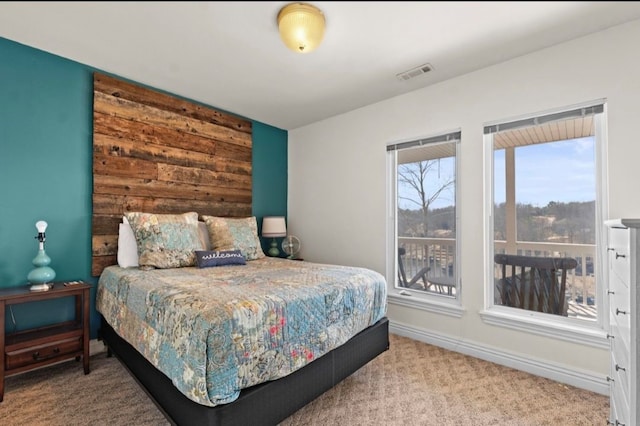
27,220 -> 56,291
261,216 -> 287,257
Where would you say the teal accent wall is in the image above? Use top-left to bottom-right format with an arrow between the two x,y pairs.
0,37 -> 288,338
252,122 -> 288,254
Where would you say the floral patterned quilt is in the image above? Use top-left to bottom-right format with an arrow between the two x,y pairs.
96,257 -> 387,407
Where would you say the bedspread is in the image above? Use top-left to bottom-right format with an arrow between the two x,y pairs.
96,257 -> 387,407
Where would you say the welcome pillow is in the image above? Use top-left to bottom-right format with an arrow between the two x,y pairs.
195,250 -> 247,268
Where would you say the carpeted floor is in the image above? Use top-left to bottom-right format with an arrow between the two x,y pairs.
0,334 -> 609,426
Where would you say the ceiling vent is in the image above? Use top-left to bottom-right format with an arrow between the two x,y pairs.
396,63 -> 433,81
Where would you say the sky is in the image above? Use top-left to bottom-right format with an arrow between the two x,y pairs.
398,136 -> 596,210
494,136 -> 595,206
398,156 -> 456,210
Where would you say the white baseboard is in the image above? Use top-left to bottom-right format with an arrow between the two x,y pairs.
389,319 -> 609,396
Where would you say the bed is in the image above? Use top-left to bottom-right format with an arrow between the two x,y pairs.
97,259 -> 388,425
96,213 -> 388,425
91,74 -> 389,425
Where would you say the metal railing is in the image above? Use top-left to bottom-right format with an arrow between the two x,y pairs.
398,237 -> 597,320
398,237 -> 456,296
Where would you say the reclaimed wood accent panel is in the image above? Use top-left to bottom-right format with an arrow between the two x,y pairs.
92,73 -> 252,276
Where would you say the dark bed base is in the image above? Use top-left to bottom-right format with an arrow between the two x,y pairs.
99,316 -> 389,426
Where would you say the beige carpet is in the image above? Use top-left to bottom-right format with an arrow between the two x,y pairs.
0,334 -> 609,426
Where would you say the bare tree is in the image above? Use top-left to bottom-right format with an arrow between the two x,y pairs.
398,160 -> 455,237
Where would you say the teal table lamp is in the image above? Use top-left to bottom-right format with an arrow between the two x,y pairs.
27,220 -> 56,291
262,216 -> 287,257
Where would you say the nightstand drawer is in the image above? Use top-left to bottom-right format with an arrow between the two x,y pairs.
5,336 -> 82,370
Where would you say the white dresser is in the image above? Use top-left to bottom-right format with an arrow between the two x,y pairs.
605,219 -> 640,426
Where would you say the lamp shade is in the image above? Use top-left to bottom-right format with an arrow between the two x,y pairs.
262,216 -> 287,237
277,3 -> 325,53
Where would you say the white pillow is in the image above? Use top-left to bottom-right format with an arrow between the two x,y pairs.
116,217 -> 211,268
198,221 -> 212,250
117,220 -> 139,268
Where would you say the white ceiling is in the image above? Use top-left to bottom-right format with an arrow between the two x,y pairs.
1,1 -> 640,130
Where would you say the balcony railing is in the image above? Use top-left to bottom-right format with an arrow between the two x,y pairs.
398,237 -> 597,320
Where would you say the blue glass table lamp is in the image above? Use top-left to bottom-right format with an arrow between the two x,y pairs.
27,220 -> 56,291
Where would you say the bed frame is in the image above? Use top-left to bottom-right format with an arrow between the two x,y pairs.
100,316 -> 389,426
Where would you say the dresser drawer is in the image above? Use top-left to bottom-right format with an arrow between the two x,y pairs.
610,331 -> 630,378
609,226 -> 630,253
611,349 -> 630,404
610,385 -> 630,426
609,228 -> 630,282
610,253 -> 630,287
611,309 -> 631,354
609,272 -> 631,317
5,336 -> 82,370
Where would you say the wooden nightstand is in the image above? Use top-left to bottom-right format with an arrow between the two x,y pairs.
0,281 -> 91,402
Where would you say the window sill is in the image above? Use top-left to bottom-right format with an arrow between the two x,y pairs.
388,291 -> 465,318
479,307 -> 608,349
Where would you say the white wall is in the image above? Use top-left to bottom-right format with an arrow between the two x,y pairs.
288,19 -> 640,391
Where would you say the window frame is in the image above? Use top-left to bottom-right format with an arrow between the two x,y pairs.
480,101 -> 609,348
386,131 -> 464,318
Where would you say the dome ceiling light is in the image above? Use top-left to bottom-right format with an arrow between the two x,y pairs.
277,3 -> 326,54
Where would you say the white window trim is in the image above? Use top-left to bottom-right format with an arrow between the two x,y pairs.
388,291 -> 466,318
479,307 -> 608,349
386,131 -> 462,314
481,100 -> 609,348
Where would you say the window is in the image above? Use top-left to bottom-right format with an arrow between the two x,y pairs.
387,131 -> 460,305
484,102 -> 607,342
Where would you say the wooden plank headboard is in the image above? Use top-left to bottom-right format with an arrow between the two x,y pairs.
91,73 -> 253,276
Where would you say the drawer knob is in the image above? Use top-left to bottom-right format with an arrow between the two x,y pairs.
53,347 -> 60,354
616,308 -> 627,316
615,252 -> 626,259
615,364 -> 626,372
616,421 -> 626,426
32,351 -> 40,360
607,333 -> 615,339
607,290 -> 615,295
606,376 -> 615,382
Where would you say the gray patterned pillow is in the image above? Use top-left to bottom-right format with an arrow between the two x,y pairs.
202,216 -> 265,261
125,211 -> 204,269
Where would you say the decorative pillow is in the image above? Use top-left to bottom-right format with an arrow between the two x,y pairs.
125,211 -> 204,269
117,221 -> 139,268
117,218 -> 210,268
202,216 -> 265,261
195,250 -> 246,268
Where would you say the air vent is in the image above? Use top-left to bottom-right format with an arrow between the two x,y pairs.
396,63 -> 433,81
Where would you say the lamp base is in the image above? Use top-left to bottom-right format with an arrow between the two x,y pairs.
267,238 -> 280,257
27,266 -> 56,284
27,248 -> 56,285
29,283 -> 53,292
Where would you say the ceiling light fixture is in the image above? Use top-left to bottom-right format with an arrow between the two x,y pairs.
277,2 -> 325,54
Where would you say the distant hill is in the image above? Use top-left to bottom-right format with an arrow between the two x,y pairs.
399,200 -> 595,244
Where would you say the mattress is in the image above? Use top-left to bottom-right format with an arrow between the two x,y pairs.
96,257 -> 387,407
